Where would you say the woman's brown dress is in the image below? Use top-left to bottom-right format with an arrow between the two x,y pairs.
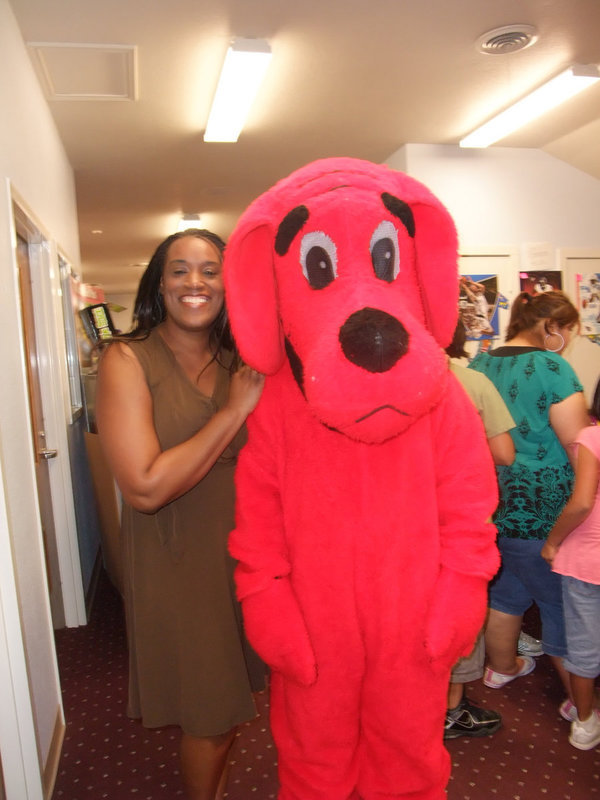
120,329 -> 264,736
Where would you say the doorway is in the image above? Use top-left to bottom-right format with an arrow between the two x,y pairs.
15,225 -> 65,628
11,201 -> 86,630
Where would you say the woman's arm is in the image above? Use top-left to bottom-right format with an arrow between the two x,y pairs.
95,342 -> 264,513
548,391 -> 589,468
541,442 -> 599,566
487,431 -> 515,466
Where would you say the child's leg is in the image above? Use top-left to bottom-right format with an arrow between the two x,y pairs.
562,576 -> 600,721
571,673 -> 596,721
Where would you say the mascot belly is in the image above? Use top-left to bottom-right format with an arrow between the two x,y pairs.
224,158 -> 499,800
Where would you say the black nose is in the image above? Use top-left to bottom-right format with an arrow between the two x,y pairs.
339,308 -> 409,373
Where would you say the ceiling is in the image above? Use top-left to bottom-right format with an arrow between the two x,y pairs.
10,0 -> 600,294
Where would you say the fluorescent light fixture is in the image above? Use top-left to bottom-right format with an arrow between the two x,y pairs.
204,38 -> 272,143
178,213 -> 201,232
460,64 -> 600,148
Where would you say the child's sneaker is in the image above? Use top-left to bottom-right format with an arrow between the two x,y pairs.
569,709 -> 600,751
559,698 -> 577,722
483,655 -> 536,688
444,697 -> 502,739
517,631 -> 543,657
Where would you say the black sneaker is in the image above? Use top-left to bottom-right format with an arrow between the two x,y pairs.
444,697 -> 502,739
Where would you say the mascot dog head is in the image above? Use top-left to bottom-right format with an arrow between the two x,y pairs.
224,158 -> 459,444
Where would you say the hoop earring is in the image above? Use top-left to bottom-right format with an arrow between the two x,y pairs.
544,332 -> 564,352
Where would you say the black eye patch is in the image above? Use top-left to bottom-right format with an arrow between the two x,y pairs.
275,206 -> 310,256
381,193 -> 415,238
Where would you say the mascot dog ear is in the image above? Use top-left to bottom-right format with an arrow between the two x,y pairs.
224,219 -> 285,375
409,199 -> 459,349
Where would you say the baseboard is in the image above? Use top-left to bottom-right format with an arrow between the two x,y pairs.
85,548 -> 103,620
43,706 -> 65,800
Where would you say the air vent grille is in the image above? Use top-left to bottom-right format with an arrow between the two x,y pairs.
476,25 -> 538,55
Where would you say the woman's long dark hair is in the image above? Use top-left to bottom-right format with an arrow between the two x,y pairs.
506,290 -> 579,342
122,228 -> 236,363
445,319 -> 468,359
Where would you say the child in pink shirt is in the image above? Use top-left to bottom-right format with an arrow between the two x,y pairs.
542,378 -> 600,751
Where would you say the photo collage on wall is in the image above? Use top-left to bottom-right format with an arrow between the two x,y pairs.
577,273 -> 600,339
458,269 -> 600,355
458,274 -> 504,345
519,270 -> 563,295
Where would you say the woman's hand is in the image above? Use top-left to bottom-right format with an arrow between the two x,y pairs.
227,364 -> 265,418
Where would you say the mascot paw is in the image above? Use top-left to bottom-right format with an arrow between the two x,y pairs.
425,567 -> 487,666
242,579 -> 317,686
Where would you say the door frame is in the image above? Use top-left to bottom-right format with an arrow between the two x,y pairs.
0,187 -> 87,798
0,452 -> 44,800
12,197 -> 86,628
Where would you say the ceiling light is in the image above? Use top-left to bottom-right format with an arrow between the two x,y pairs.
460,64 -> 600,148
178,213 -> 201,232
204,38 -> 272,143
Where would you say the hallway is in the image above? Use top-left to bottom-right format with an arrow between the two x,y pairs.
52,570 -> 599,799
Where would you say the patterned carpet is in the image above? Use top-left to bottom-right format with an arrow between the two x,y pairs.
52,570 -> 599,799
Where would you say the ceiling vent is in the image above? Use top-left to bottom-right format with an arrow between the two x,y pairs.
27,43 -> 138,100
476,25 -> 538,55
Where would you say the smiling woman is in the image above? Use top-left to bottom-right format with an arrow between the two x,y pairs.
160,237 -> 225,341
94,228 -> 266,800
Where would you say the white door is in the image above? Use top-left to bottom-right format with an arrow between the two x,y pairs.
12,203 -> 86,631
15,231 -> 64,627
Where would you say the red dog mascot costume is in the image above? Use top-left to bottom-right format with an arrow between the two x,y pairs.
224,158 -> 499,800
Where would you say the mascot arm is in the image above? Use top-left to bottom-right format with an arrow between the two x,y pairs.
230,388 -> 317,686
425,566 -> 489,665
238,578 -> 317,687
425,377 -> 500,664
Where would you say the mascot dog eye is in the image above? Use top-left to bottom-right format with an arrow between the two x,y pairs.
370,220 -> 400,282
300,230 -> 337,289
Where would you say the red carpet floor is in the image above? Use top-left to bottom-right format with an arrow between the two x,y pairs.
52,570 -> 599,799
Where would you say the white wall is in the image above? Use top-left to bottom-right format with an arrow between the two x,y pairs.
386,143 -> 600,401
0,0 -> 82,795
387,144 -> 600,251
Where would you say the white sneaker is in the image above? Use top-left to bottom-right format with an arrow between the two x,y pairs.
483,656 -> 536,688
570,709 -> 600,751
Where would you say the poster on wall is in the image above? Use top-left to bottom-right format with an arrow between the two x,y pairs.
459,274 -> 502,340
578,273 -> 600,337
519,270 -> 563,295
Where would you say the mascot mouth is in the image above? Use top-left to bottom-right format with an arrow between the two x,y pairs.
284,337 -> 411,429
354,405 -> 410,423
